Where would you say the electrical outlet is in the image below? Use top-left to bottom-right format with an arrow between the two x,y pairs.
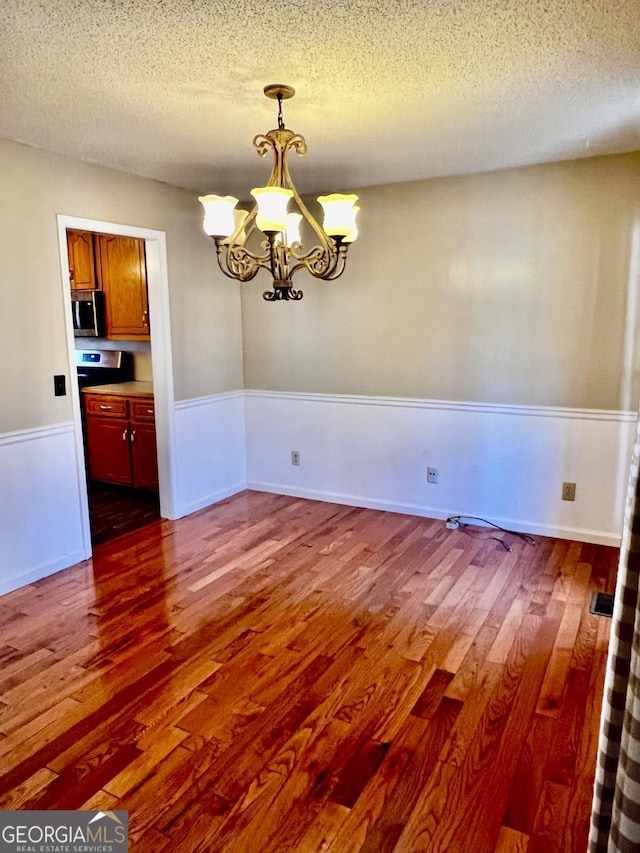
427,467 -> 438,484
291,451 -> 300,466
562,481 -> 576,501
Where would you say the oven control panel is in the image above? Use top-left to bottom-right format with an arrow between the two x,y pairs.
76,350 -> 123,368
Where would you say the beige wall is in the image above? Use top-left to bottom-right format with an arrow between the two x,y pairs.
241,153 -> 640,410
2,139 -> 638,437
0,138 -> 243,433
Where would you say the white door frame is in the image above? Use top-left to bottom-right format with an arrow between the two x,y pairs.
57,215 -> 178,559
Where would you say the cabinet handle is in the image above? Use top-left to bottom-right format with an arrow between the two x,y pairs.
122,429 -> 128,441
69,269 -> 75,282
147,409 -> 154,415
142,310 -> 149,324
130,430 -> 136,442
99,405 -> 112,410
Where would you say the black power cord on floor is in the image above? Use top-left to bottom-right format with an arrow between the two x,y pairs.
445,515 -> 536,552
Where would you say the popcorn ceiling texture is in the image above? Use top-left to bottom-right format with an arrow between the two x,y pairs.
0,0 -> 638,194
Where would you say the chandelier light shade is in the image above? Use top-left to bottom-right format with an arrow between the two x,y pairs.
317,194 -> 360,237
199,194 -> 240,239
198,84 -> 359,302
250,186 -> 293,233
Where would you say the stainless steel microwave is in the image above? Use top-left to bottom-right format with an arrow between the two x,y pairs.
71,290 -> 105,337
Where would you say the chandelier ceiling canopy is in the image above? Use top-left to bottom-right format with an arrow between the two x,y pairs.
199,85 -> 359,302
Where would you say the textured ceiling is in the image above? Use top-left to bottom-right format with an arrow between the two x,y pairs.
0,0 -> 638,195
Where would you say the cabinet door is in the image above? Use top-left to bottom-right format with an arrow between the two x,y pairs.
67,230 -> 97,290
130,421 -> 158,490
85,417 -> 132,485
98,235 -> 150,340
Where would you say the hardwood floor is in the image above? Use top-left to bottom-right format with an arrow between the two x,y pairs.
88,481 -> 160,546
0,491 -> 616,851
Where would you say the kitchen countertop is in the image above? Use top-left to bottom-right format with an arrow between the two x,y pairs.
81,381 -> 153,397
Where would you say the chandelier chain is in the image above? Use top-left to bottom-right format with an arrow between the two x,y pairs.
277,94 -> 285,130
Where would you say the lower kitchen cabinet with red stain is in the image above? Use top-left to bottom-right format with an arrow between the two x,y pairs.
83,383 -> 158,491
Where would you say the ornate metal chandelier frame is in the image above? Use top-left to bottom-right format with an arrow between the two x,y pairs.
209,85 -> 355,302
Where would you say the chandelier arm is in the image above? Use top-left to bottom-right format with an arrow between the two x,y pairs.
323,254 -> 347,281
222,215 -> 275,279
218,255 -> 258,282
288,238 -> 345,280
320,244 -> 350,280
287,253 -> 335,280
287,245 -> 323,278
280,149 -> 337,276
215,240 -> 274,282
232,251 -> 274,279
213,242 -> 254,281
215,258 -> 248,281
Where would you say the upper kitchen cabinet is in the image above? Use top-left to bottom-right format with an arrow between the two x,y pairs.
67,229 -> 98,290
97,234 -> 150,340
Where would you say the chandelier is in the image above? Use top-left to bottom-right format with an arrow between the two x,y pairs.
199,84 -> 359,302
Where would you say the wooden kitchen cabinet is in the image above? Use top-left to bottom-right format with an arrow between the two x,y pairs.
85,414 -> 132,485
97,234 -> 150,340
83,392 -> 158,490
129,402 -> 158,490
67,229 -> 98,290
66,229 -> 150,340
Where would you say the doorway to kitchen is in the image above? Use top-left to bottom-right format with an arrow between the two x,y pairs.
77,340 -> 159,546
58,215 -> 176,559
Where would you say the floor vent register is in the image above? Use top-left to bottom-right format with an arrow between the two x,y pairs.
589,592 -> 614,618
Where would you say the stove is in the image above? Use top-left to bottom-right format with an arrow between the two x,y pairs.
76,350 -> 133,389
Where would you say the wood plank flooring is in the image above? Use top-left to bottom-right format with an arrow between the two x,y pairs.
0,491 -> 616,852
88,481 -> 160,545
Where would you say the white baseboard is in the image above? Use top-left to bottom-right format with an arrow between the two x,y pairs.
0,551 -> 87,597
247,481 -> 621,546
180,481 -> 247,516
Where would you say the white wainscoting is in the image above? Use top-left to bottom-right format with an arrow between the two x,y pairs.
1,393 -> 247,597
2,391 -> 633,597
0,423 -> 86,595
173,391 -> 247,517
245,391 -> 637,546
